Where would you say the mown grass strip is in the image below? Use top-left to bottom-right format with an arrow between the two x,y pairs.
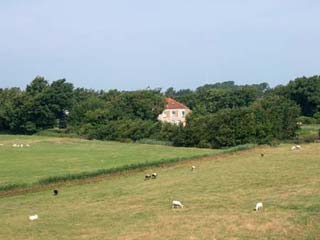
0,144 -> 256,195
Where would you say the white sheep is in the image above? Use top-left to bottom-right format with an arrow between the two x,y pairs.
26,144 -> 30,147
191,166 -> 196,171
254,202 -> 263,211
151,173 -> 157,179
29,214 -> 38,221
144,174 -> 151,180
12,144 -> 17,147
172,200 -> 184,209
291,145 -> 302,151
0,144 -> 4,146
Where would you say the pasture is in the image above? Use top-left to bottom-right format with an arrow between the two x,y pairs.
0,135 -> 220,186
0,143 -> 319,239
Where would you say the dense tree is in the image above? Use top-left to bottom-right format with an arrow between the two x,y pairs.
26,76 -> 49,96
269,76 -> 320,117
0,76 -> 312,147
286,76 -> 320,116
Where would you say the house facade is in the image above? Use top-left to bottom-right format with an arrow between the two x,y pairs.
158,97 -> 191,126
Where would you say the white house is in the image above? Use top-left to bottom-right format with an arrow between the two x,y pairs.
158,98 -> 191,126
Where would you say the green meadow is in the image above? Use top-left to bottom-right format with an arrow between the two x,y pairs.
0,135 -> 221,186
0,142 -> 319,239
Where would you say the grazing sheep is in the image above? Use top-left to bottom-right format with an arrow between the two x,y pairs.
29,214 -> 38,221
26,144 -> 30,147
254,202 -> 263,211
191,166 -> 196,171
144,174 -> 151,180
53,189 -> 59,196
291,145 -> 302,151
0,144 -> 4,146
12,144 -> 17,147
172,200 -> 184,209
151,173 -> 157,179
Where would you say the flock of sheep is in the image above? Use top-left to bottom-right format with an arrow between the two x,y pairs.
12,143 -> 30,148
143,144 -> 303,212
26,145 -> 302,221
0,143 -> 31,148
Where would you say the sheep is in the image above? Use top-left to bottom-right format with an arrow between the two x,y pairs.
260,153 -> 264,157
254,202 -> 263,211
29,214 -> 38,221
191,165 -> 196,171
144,174 -> 151,180
12,144 -> 17,147
0,144 -> 4,146
291,145 -> 302,151
151,173 -> 157,179
172,200 -> 184,209
26,144 -> 30,147
53,189 -> 59,196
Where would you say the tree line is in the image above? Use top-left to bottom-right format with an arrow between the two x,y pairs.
1,75 -> 320,148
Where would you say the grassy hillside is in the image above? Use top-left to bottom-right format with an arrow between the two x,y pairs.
0,143 -> 319,239
0,135 -> 221,186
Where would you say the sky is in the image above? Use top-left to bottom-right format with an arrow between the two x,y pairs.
0,0 -> 319,91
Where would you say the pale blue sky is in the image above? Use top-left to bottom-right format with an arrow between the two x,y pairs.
0,0 -> 319,90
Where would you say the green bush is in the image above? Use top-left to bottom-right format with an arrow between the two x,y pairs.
297,116 -> 317,124
313,112 -> 320,123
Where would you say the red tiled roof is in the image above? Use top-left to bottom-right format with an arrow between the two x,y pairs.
165,97 -> 189,109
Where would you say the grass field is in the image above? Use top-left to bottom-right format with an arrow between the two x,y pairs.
0,135 -> 221,186
0,143 -> 319,239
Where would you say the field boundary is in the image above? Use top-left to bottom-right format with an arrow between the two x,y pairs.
0,144 -> 257,197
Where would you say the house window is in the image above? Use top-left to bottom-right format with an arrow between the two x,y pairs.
181,111 -> 185,117
172,111 -> 176,115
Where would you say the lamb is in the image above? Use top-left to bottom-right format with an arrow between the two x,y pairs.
144,174 -> 151,180
29,214 -> 38,221
172,200 -> 184,209
151,173 -> 157,179
254,202 -> 263,211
